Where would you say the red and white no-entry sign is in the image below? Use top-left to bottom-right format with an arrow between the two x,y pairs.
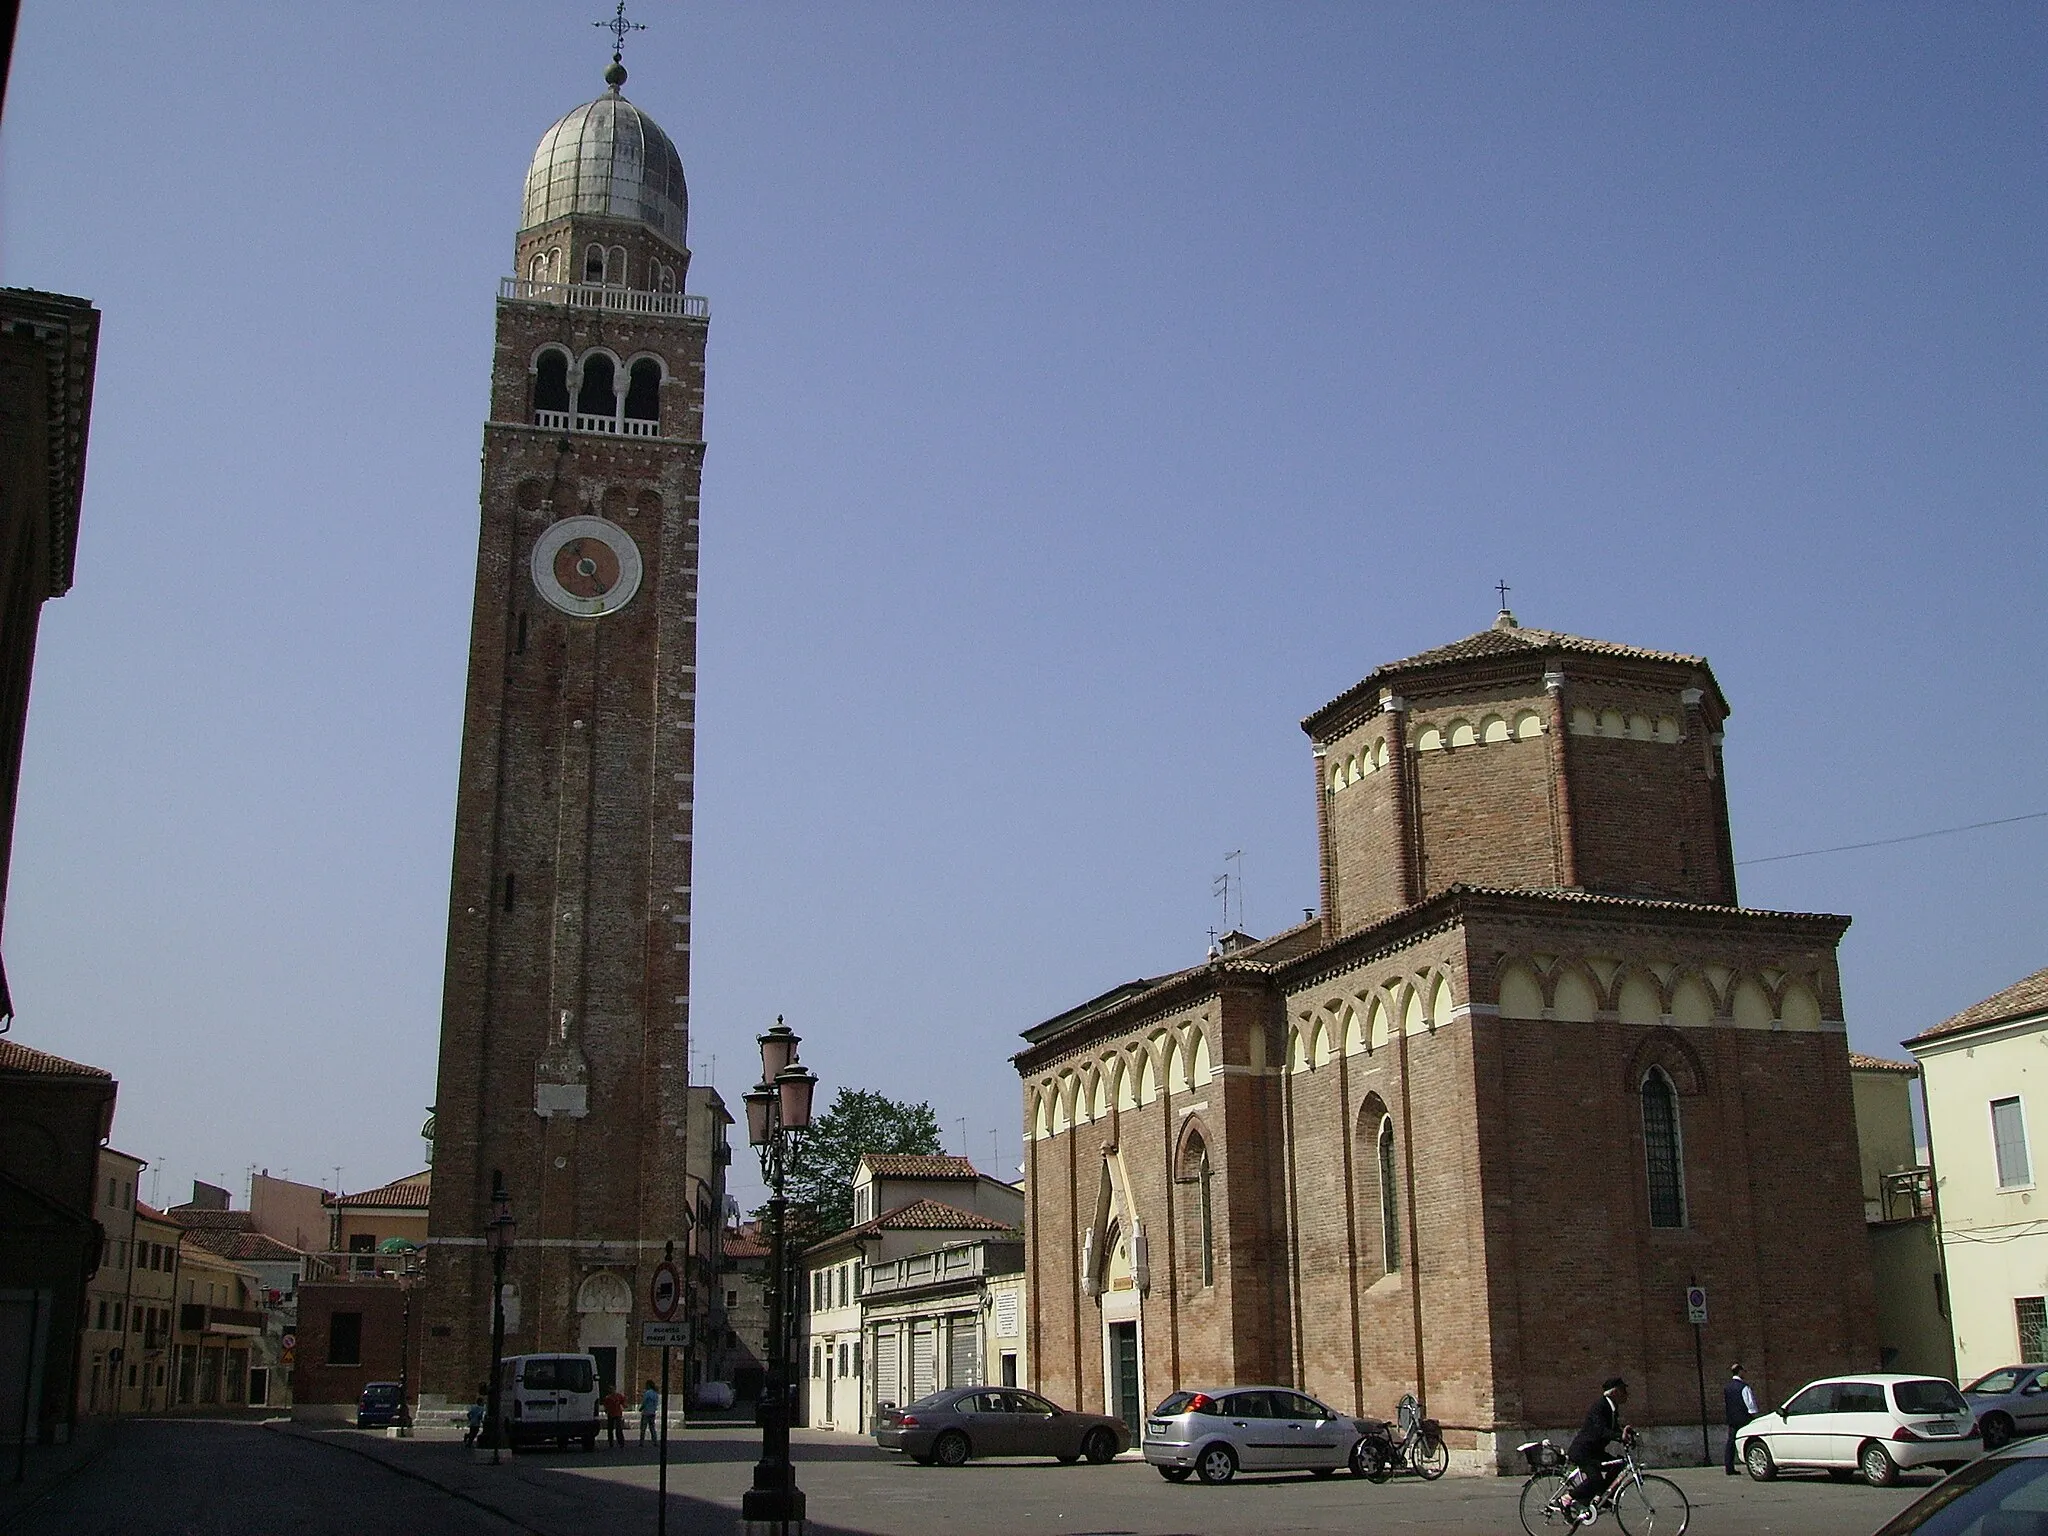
650,1259 -> 681,1321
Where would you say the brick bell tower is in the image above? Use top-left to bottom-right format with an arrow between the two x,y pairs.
420,46 -> 708,1407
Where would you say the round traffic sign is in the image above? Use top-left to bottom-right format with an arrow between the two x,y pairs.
650,1260 -> 680,1321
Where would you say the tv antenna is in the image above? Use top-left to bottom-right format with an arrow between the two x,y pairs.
1224,849 -> 1246,932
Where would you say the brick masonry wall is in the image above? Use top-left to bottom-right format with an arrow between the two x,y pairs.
420,275 -> 708,1405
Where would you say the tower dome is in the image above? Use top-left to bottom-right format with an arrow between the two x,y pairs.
521,65 -> 688,245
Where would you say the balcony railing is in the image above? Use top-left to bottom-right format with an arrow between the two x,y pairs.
1878,1166 -> 1936,1223
530,408 -> 663,438
500,277 -> 708,319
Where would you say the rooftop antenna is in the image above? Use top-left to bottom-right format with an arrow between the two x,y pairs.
956,1117 -> 968,1158
332,1165 -> 344,1197
1224,849 -> 1246,932
990,1127 -> 1000,1170
1212,871 -> 1229,933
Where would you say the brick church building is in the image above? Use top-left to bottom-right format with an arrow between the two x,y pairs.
1016,611 -> 1877,1470
418,47 -> 710,1407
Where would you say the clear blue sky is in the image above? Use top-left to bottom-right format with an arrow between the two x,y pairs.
2,3 -> 2042,1212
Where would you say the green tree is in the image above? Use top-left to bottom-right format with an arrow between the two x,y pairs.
771,1088 -> 943,1242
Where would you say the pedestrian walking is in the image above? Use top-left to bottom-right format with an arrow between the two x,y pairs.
1724,1364 -> 1759,1475
641,1379 -> 661,1441
464,1385 -> 486,1447
602,1384 -> 628,1448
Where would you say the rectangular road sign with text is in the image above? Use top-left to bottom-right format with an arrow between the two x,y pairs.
642,1320 -> 689,1347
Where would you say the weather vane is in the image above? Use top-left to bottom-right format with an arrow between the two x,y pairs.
1495,578 -> 1512,609
596,1 -> 645,60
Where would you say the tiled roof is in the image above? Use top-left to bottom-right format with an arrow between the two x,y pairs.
331,1172 -> 431,1209
185,1229 -> 307,1263
134,1201 -> 169,1221
860,1154 -> 978,1180
1303,617 -> 1719,737
723,1230 -> 769,1259
168,1208 -> 254,1231
806,1199 -> 1017,1256
1907,965 -> 2048,1046
1848,1052 -> 1919,1075
0,1039 -> 111,1077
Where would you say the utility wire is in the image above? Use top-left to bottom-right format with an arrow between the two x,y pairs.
1738,810 -> 2048,868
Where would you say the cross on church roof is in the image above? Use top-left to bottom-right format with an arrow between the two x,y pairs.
596,2 -> 646,59
1495,578 -> 1512,609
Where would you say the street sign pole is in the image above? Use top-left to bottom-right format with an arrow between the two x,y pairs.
655,1241 -> 678,1536
1688,1277 -> 1710,1466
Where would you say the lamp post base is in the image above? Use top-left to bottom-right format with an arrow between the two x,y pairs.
740,1484 -> 806,1535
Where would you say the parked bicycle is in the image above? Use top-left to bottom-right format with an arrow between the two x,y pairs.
1516,1432 -> 1690,1535
1351,1394 -> 1449,1481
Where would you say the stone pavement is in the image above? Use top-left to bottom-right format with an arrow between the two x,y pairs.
8,1416 -> 1936,1536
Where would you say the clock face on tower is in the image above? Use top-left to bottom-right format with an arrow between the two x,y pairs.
531,515 -> 644,617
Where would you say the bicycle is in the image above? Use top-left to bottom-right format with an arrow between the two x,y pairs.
1516,1432 -> 1690,1535
1352,1393 -> 1449,1481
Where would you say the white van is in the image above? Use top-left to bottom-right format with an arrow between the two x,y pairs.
497,1353 -> 601,1451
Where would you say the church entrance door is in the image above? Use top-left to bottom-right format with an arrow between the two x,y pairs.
1109,1321 -> 1140,1441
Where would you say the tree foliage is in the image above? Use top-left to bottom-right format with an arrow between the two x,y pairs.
771,1088 -> 943,1242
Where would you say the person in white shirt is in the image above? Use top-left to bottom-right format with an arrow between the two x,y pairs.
1723,1364 -> 1760,1475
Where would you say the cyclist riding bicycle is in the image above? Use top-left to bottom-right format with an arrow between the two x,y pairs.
1561,1377 -> 1632,1516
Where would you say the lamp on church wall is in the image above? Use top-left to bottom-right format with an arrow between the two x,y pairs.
482,1171 -> 517,1464
742,1017 -> 819,1535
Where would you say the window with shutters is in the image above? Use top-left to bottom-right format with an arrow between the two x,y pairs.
1994,1097 -> 2033,1188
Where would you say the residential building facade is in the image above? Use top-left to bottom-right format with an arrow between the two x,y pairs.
1908,965 -> 2048,1380
1018,614 -> 1879,1468
1848,1053 -> 1955,1378
0,1037 -> 116,1447
862,1237 -> 1028,1415
799,1158 -> 1025,1433
76,1147 -> 144,1415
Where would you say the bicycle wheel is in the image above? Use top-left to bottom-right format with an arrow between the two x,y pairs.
1614,1473 -> 1689,1536
1414,1432 -> 1450,1480
1519,1473 -> 1573,1536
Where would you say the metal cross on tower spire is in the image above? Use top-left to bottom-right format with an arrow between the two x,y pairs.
595,2 -> 645,61
1495,578 -> 1512,609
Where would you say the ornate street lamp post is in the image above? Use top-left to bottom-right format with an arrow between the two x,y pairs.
482,1171 -> 517,1464
741,1019 -> 818,1536
388,1239 -> 424,1436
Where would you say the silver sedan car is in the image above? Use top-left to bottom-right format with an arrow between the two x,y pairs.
1143,1387 -> 1370,1484
1964,1365 -> 2048,1451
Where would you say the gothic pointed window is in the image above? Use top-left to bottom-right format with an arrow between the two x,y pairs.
1378,1115 -> 1401,1273
1642,1067 -> 1686,1228
1196,1141 -> 1214,1287
533,349 -> 570,421
576,354 -> 617,424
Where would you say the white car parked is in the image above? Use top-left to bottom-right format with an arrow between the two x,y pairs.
1739,1373 -> 1982,1486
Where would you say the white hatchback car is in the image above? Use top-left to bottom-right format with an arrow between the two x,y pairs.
1739,1373 -> 1981,1486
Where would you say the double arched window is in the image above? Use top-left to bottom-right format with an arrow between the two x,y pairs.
583,243 -> 629,286
1641,1067 -> 1687,1228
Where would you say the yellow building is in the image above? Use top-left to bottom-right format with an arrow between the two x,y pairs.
329,1171 -> 429,1273
125,1202 -> 182,1411
169,1239 -> 264,1408
1848,1054 -> 1955,1378
1908,966 -> 2048,1381
76,1148 -> 144,1415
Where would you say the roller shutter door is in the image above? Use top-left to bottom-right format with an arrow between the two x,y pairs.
910,1323 -> 936,1401
947,1315 -> 979,1388
875,1326 -> 899,1409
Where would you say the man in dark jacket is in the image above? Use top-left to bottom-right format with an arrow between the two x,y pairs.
1563,1377 -> 1632,1515
1723,1364 -> 1759,1475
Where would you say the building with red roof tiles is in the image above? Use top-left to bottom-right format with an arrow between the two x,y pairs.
0,1035 -> 115,1445
1907,964 -> 2048,1383
800,1176 -> 1025,1435
1018,613 -> 1879,1470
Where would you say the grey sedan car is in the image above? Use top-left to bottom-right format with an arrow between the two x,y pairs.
1143,1387 -> 1370,1484
874,1387 -> 1129,1467
1965,1365 -> 2048,1451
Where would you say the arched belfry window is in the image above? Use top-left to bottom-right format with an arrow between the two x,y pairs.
1377,1115 -> 1400,1273
1641,1067 -> 1686,1228
533,349 -> 570,422
623,359 -> 662,435
584,244 -> 606,283
576,354 -> 617,425
608,246 -> 627,286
